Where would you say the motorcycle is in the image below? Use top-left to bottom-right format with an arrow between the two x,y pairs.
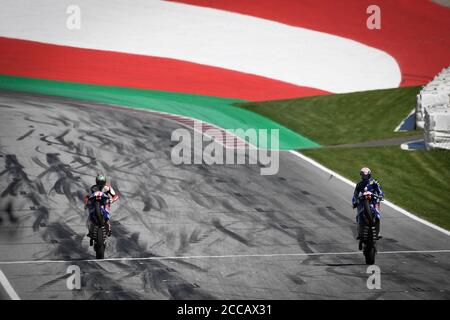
356,188 -> 382,265
86,191 -> 110,259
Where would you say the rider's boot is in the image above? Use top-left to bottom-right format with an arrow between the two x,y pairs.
356,218 -> 360,240
356,218 -> 363,240
87,224 -> 93,238
356,224 -> 363,250
106,220 -> 112,237
375,218 -> 381,239
87,225 -> 94,246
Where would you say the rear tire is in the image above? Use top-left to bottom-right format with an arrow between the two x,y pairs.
364,246 -> 376,265
95,228 -> 105,259
362,199 -> 377,264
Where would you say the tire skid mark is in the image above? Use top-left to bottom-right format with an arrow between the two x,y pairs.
17,129 -> 35,141
212,218 -> 253,247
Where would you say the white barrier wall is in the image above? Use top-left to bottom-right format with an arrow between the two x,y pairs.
416,90 -> 449,129
424,105 -> 450,150
416,66 -> 450,150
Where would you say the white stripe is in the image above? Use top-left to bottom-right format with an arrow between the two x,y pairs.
289,150 -> 450,236
0,269 -> 20,300
0,250 -> 449,265
400,138 -> 425,151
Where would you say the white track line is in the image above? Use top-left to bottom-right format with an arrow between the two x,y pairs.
289,150 -> 450,237
0,269 -> 20,300
0,250 -> 449,265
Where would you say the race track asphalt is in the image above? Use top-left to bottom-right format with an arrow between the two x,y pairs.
0,90 -> 449,300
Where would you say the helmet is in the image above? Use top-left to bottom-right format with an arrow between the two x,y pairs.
95,174 -> 106,187
360,167 -> 371,180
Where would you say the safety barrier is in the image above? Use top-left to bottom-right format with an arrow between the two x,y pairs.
416,66 -> 450,150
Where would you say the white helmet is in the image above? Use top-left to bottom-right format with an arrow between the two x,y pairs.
360,167 -> 371,180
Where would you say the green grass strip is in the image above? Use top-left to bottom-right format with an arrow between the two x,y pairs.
0,75 -> 319,150
237,86 -> 422,146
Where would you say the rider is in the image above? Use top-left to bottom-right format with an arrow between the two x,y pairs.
352,167 -> 384,240
85,174 -> 119,238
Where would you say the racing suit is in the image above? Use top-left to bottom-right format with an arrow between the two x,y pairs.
352,178 -> 384,239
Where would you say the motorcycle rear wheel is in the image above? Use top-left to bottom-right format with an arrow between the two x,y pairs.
95,228 -> 105,259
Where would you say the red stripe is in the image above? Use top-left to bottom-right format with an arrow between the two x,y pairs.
0,37 -> 328,101
171,0 -> 450,87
